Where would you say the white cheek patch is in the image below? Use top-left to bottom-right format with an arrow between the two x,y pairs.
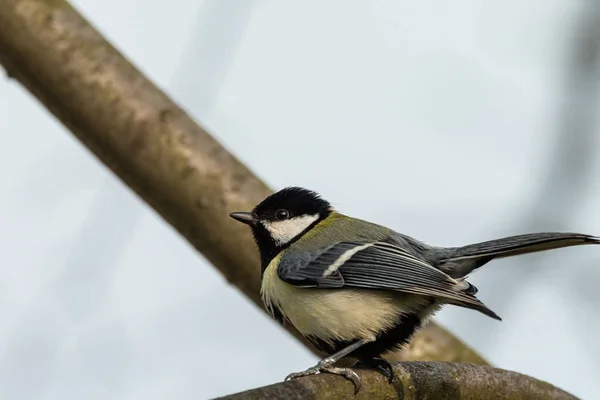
262,214 -> 320,245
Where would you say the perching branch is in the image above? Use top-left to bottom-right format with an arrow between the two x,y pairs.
0,0 -> 485,364
215,362 -> 578,400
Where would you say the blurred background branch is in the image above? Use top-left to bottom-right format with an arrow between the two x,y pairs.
0,0 -> 486,373
521,0 -> 600,230
469,0 -> 600,342
216,362 -> 577,400
169,0 -> 257,119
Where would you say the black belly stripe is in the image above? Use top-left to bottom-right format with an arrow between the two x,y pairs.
308,311 -> 423,360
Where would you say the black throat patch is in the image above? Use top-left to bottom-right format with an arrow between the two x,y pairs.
248,187 -> 332,274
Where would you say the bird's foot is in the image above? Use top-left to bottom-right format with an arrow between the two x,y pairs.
352,358 -> 395,383
285,360 -> 362,394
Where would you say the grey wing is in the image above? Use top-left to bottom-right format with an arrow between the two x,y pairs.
278,241 -> 500,320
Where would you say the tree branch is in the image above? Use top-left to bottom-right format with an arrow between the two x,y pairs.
215,362 -> 578,400
0,0 -> 485,364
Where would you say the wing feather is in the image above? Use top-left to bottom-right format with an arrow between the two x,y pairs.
278,241 -> 500,320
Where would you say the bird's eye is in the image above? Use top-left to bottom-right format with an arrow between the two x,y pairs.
275,209 -> 289,221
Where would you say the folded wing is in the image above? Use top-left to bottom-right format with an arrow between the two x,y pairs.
278,241 -> 500,320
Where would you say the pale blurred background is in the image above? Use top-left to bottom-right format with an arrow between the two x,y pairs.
1,1 -> 600,399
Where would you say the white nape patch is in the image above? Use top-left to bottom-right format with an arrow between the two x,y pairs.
262,214 -> 319,245
323,243 -> 374,277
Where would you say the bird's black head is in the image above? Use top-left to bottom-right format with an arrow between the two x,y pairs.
230,187 -> 332,271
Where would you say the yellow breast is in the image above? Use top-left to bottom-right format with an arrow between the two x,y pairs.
261,253 -> 428,344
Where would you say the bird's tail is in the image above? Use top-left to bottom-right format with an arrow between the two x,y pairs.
437,232 -> 600,278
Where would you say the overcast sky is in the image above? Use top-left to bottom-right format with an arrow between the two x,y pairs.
1,1 -> 600,399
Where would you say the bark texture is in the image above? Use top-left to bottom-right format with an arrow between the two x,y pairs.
0,0 -> 486,364
215,362 -> 578,400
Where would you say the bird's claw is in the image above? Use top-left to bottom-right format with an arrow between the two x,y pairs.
284,366 -> 320,381
321,366 -> 362,394
285,363 -> 362,394
352,358 -> 395,384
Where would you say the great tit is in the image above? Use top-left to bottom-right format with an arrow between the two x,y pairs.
230,187 -> 599,393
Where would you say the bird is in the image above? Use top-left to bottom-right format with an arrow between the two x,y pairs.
229,186 -> 599,393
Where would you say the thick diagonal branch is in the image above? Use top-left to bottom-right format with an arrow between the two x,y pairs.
216,362 -> 577,400
0,0 -> 485,364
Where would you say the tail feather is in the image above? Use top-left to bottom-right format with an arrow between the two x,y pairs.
437,232 -> 600,278
446,295 -> 502,321
450,232 -> 599,260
